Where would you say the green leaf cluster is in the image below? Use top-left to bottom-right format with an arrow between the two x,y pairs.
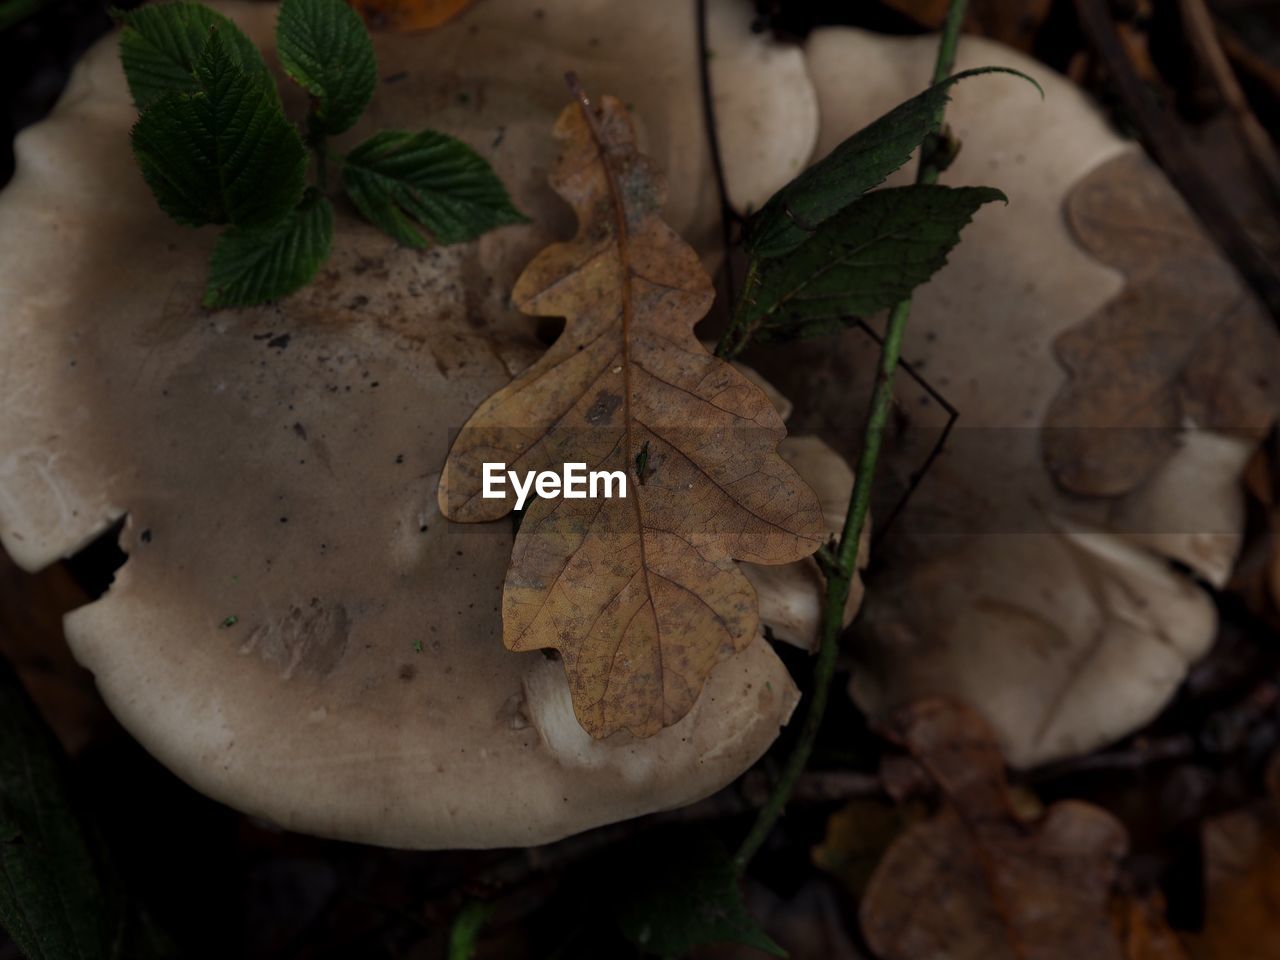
719,67 -> 1040,356
117,0 -> 526,308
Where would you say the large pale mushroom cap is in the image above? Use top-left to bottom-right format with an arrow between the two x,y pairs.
757,29 -> 1274,767
0,1 -> 825,847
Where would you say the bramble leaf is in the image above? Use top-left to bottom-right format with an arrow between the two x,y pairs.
745,184 -> 1005,343
341,129 -> 528,248
130,27 -> 307,227
746,67 -> 1039,259
277,0 -> 377,136
117,1 -> 270,111
204,190 -> 334,307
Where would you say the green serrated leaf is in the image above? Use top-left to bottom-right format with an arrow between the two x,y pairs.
747,66 -> 1039,259
615,834 -> 786,958
0,654 -> 123,960
131,26 -> 307,228
204,190 -> 334,307
277,0 -> 377,136
746,184 -> 1005,343
117,1 -> 270,111
341,129 -> 528,248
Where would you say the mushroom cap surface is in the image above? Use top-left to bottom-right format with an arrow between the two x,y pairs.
761,29 -> 1271,767
0,0 -> 823,847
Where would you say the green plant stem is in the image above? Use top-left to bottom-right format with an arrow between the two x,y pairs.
931,0 -> 968,87
306,111 -> 330,193
733,0 -> 970,875
733,559 -> 850,871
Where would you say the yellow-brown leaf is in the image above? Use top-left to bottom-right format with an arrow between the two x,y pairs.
859,699 -> 1182,960
439,92 -> 824,739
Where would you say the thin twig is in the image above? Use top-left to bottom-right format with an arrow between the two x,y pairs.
733,0 -> 971,874
1219,25 -> 1280,106
1177,0 -> 1280,205
853,318 -> 960,552
696,0 -> 739,316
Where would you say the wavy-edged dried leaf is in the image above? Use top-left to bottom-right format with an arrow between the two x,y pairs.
860,699 -> 1139,960
439,93 -> 824,739
1043,153 -> 1280,497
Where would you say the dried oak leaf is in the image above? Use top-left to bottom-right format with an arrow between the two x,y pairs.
438,93 -> 824,739
1043,152 -> 1280,497
860,698 -> 1170,960
348,0 -> 474,32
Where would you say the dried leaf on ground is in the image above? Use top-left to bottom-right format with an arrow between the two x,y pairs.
1043,152 -> 1280,497
860,699 -> 1183,960
348,0 -> 474,32
438,93 -> 824,739
1183,752 -> 1280,960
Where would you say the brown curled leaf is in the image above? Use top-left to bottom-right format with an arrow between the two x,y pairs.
438,91 -> 824,739
861,699 -> 1158,960
1042,153 -> 1280,497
